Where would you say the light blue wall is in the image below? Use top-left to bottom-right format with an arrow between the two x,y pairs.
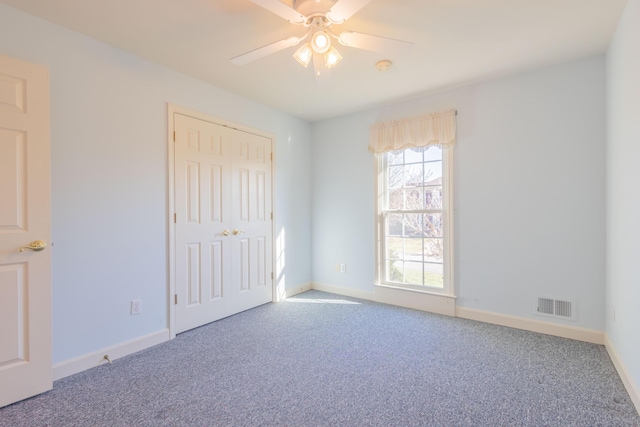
312,56 -> 607,331
311,113 -> 377,291
0,4 -> 312,364
606,0 -> 640,403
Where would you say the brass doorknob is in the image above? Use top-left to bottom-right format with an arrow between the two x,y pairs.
232,229 -> 246,236
18,240 -> 47,252
222,229 -> 231,236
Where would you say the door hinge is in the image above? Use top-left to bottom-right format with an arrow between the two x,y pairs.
270,152 -> 273,161
270,212 -> 273,220
271,272 -> 274,280
173,131 -> 176,142
174,213 -> 177,223
174,294 -> 178,305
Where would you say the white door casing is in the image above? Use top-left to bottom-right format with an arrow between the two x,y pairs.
172,111 -> 273,334
0,54 -> 52,407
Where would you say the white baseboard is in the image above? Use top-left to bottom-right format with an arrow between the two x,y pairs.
284,282 -> 312,298
274,282 -> 312,301
53,329 -> 170,381
309,283 -> 604,345
311,282 -> 456,316
456,306 -> 604,344
311,282 -> 376,301
605,334 -> 640,415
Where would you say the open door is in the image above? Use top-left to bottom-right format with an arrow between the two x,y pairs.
0,54 -> 52,407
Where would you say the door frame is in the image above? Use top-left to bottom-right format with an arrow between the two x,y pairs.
167,104 -> 276,339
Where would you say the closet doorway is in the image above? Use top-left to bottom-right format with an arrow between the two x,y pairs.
169,106 -> 273,335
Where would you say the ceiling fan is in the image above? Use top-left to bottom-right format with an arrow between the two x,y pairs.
231,0 -> 413,79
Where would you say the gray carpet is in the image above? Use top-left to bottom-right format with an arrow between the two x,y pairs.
1,290 -> 638,426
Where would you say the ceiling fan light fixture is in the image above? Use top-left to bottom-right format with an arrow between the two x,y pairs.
324,46 -> 343,68
234,0 -> 415,84
311,30 -> 331,54
293,43 -> 313,67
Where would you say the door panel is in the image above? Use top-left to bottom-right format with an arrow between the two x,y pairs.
186,243 -> 201,305
174,114 -> 272,334
239,238 -> 250,292
0,263 -> 27,364
210,241 -> 223,299
257,236 -> 266,288
0,129 -> 26,230
0,54 -> 51,408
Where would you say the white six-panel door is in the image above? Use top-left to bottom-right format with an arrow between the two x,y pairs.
173,113 -> 273,334
0,55 -> 52,407
229,127 -> 273,314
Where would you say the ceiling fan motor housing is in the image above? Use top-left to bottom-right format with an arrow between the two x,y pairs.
294,0 -> 337,17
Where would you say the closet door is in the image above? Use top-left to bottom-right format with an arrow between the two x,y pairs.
229,129 -> 273,314
173,113 -> 272,334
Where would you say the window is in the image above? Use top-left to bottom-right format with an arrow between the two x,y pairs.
370,109 -> 456,296
378,146 -> 453,294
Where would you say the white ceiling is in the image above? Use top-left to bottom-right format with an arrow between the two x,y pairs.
1,0 -> 627,121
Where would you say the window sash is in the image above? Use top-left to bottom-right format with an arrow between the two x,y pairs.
381,211 -> 445,289
376,148 -> 454,296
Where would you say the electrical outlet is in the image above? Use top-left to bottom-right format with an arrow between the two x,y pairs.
131,299 -> 142,315
339,263 -> 346,273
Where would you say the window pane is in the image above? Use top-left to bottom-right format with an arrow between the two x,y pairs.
387,150 -> 403,165
404,163 -> 423,187
387,214 -> 402,236
405,188 -> 422,210
423,213 -> 442,238
386,260 -> 403,283
403,214 -> 422,237
388,189 -> 404,210
424,238 -> 443,262
424,146 -> 442,162
424,187 -> 442,209
424,161 -> 442,185
388,165 -> 403,188
403,238 -> 423,262
405,148 -> 423,164
404,261 -> 423,285
424,263 -> 444,288
386,236 -> 404,260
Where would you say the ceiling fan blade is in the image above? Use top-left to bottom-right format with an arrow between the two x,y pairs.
251,0 -> 306,24
338,31 -> 414,55
327,0 -> 372,23
231,36 -> 301,65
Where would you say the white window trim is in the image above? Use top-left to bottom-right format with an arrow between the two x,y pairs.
374,147 -> 455,297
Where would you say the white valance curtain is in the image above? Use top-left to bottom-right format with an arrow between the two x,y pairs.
368,109 -> 457,154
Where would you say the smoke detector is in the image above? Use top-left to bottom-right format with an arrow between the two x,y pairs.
375,60 -> 392,72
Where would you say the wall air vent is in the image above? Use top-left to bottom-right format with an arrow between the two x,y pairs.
535,297 -> 577,321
